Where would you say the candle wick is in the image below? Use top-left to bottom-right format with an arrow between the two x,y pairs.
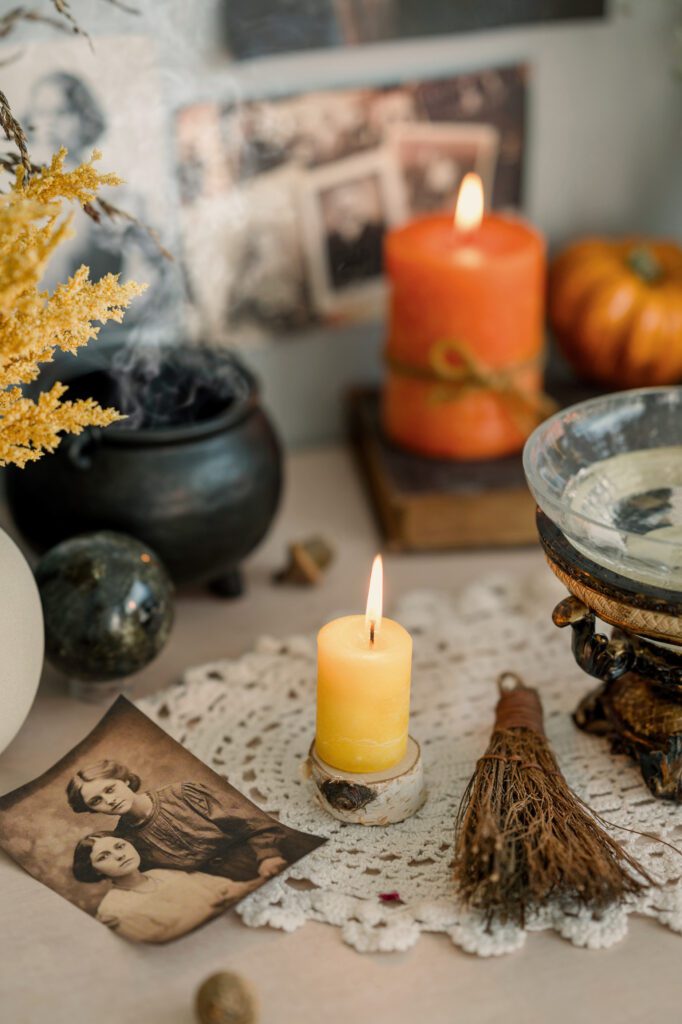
370,621 -> 375,646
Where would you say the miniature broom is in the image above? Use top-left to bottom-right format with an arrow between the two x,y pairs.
454,673 -> 653,925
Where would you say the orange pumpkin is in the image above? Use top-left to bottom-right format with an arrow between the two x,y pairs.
549,238 -> 682,387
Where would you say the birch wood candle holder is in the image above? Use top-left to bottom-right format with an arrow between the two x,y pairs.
306,737 -> 426,825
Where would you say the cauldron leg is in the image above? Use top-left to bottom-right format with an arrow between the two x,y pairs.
209,567 -> 244,599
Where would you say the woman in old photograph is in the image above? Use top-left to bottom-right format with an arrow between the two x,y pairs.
321,176 -> 386,290
25,70 -> 179,341
66,759 -> 288,882
73,832 -> 260,943
26,70 -> 106,166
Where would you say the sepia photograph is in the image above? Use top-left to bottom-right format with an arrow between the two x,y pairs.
175,65 -> 526,342
0,698 -> 324,944
407,68 -> 527,209
181,165 -> 315,343
176,102 -> 231,206
220,89 -> 376,183
388,122 -> 500,215
298,150 -> 407,317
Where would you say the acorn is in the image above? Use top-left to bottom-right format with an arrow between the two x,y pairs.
195,971 -> 258,1024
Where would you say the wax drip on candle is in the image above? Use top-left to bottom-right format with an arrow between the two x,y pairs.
365,554 -> 383,648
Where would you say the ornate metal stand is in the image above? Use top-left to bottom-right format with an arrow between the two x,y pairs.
537,510 -> 682,800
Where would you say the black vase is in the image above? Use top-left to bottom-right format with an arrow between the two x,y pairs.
5,349 -> 283,595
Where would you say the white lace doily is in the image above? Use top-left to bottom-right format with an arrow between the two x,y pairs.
138,573 -> 682,957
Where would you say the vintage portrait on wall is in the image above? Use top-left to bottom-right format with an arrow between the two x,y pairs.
175,64 -> 527,344
0,698 -> 325,944
388,122 -> 499,216
220,89 -> 377,184
176,101 -> 232,206
181,165 -> 314,343
3,35 -> 184,345
298,150 -> 407,318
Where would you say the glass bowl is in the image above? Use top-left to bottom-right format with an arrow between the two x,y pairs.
523,387 -> 682,591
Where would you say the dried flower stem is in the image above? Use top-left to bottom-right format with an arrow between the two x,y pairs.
86,197 -> 173,261
0,88 -> 29,175
49,0 -> 91,41
0,7 -> 74,39
0,148 -> 146,467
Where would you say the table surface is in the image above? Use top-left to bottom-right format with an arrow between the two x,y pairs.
1,446 -> 680,1024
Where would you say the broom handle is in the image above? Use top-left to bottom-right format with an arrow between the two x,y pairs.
495,674 -> 545,736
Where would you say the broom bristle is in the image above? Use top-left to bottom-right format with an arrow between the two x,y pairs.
454,682 -> 653,925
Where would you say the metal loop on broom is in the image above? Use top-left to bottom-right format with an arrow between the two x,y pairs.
497,671 -> 527,694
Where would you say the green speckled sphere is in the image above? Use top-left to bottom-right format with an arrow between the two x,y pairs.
36,532 -> 174,683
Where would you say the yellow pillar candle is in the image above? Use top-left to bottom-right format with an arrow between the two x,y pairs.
316,556 -> 413,773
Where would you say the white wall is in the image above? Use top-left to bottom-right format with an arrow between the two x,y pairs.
6,0 -> 681,446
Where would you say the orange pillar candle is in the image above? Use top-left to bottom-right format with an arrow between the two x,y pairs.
382,174 -> 546,461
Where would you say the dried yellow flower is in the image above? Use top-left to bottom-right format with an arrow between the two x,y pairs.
0,148 -> 146,467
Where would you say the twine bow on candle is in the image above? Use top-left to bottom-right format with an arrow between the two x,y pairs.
386,338 -> 557,431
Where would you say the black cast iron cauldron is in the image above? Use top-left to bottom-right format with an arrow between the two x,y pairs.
5,351 -> 282,596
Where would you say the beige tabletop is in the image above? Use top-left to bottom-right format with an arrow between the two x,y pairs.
1,446 -> 680,1024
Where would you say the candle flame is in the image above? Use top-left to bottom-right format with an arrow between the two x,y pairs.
454,172 -> 484,232
365,554 -> 383,643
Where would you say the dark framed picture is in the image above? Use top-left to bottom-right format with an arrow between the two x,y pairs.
224,0 -> 606,60
387,121 -> 499,216
298,149 -> 407,317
